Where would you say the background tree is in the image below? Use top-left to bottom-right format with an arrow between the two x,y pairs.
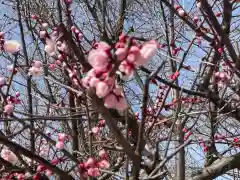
0,0 -> 240,180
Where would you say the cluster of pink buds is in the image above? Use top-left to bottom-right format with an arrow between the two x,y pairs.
233,137 -> 240,147
28,61 -> 43,76
82,35 -> 158,110
1,149 -> 18,165
79,149 -> 110,177
0,32 -> 21,53
198,137 -> 208,152
169,71 -> 180,80
56,133 -> 67,149
214,71 -> 230,87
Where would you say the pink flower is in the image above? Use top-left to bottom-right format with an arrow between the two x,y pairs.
49,64 -> 55,70
96,81 -> 110,98
42,23 -> 49,29
17,174 -> 25,180
56,141 -> 64,149
39,31 -> 46,38
88,50 -> 109,70
89,77 -> 100,88
98,149 -> 107,159
28,67 -> 43,76
115,48 -> 128,61
116,97 -> 128,111
15,92 -> 20,97
87,167 -> 100,177
4,104 -> 14,114
1,150 -> 18,164
44,38 -> 56,56
136,41 -> 158,66
91,127 -> 100,134
34,61 -> 42,68
113,87 -> 123,96
58,133 -> 66,141
85,158 -> 95,168
104,94 -> 117,109
98,160 -> 110,169
97,42 -> 111,51
4,40 -> 21,53
45,170 -> 53,176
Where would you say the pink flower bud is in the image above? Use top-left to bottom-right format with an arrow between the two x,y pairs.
91,127 -> 100,134
85,158 -> 95,168
71,26 -> 76,32
4,104 -> 14,114
39,31 -> 46,38
34,61 -> 42,68
178,9 -> 185,17
96,81 -> 110,98
15,92 -> 20,97
58,133 -> 66,141
98,149 -> 107,159
87,167 -> 100,177
45,170 -> 53,176
49,64 -> 55,70
56,141 -> 64,149
98,160 -> 110,169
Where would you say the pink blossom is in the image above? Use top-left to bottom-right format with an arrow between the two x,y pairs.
39,31 -> 46,38
28,67 -> 43,76
127,53 -> 136,63
4,40 -> 21,53
97,42 -> 111,51
1,150 -> 18,164
87,167 -> 100,177
119,60 -> 135,79
45,38 -> 56,56
91,127 -> 100,134
17,174 -> 25,180
98,149 -> 107,159
89,77 -> 100,88
15,92 -> 20,97
42,23 -> 49,29
178,9 -> 185,17
58,133 -> 66,141
116,97 -> 128,111
98,160 -> 110,169
49,64 -> 55,70
96,81 -> 110,98
115,48 -> 128,61
136,41 -> 158,66
34,61 -> 42,68
45,170 -> 53,176
88,50 -> 109,70
85,158 -> 95,168
56,141 -> 64,149
4,104 -> 14,114
104,94 -> 117,109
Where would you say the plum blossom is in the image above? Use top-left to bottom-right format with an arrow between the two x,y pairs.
4,40 -> 21,53
87,167 -> 100,177
56,141 -> 64,149
4,103 -> 14,114
98,159 -> 110,169
1,149 -> 18,164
